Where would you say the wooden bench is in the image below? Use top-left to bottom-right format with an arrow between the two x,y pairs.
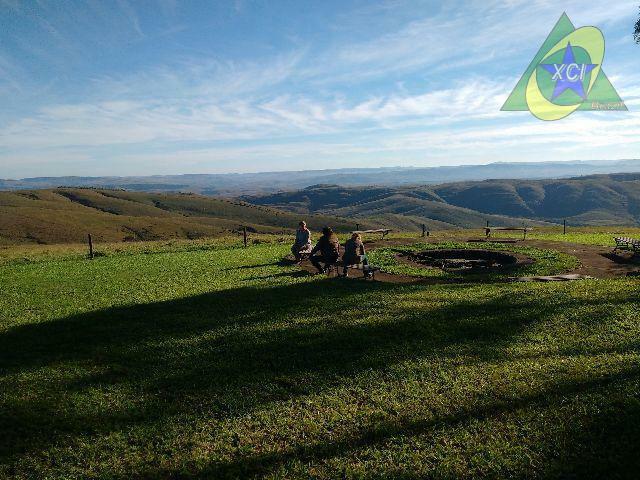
292,244 -> 313,262
485,227 -> 532,240
351,229 -> 392,240
613,237 -> 640,254
326,255 -> 380,279
345,255 -> 380,279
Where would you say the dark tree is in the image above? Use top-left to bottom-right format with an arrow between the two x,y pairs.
636,7 -> 640,43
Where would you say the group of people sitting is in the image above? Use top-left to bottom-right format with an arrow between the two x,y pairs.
291,221 -> 370,277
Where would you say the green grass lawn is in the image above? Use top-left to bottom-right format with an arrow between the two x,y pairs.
526,230 -> 640,246
425,226 -> 640,247
1,239 -> 640,479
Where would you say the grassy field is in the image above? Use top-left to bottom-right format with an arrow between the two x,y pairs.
0,235 -> 286,267
421,226 -> 640,247
2,235 -> 640,478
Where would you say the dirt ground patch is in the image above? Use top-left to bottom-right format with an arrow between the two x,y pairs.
518,239 -> 640,279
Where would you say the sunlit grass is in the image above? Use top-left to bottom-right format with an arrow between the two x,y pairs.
447,226 -> 640,247
384,226 -> 640,247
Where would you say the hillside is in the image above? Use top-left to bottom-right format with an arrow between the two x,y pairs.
0,188 -> 367,245
434,173 -> 640,225
2,159 -> 640,195
242,184 -> 549,230
245,173 -> 640,227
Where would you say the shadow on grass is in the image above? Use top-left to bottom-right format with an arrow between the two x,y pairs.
188,367 -> 640,480
247,270 -> 313,280
221,258 -> 297,271
1,280 -> 639,477
601,252 -> 640,265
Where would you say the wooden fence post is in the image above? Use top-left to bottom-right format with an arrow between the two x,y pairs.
421,224 -> 426,237
243,226 -> 248,247
563,219 -> 566,235
87,233 -> 94,259
355,223 -> 360,231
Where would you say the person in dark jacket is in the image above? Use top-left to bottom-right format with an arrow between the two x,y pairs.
291,221 -> 312,262
342,232 -> 369,277
310,226 -> 340,273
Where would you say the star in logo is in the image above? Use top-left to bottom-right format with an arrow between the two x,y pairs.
540,42 -> 597,100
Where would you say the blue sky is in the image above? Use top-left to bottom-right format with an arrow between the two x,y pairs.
0,0 -> 639,178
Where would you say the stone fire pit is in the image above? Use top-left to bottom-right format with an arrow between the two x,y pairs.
410,249 -> 523,273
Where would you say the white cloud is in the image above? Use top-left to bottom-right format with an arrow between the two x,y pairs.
378,112 -> 640,160
305,0 -> 638,85
0,76 -> 512,150
88,50 -> 305,102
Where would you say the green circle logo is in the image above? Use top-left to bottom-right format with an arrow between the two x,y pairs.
502,14 -> 627,121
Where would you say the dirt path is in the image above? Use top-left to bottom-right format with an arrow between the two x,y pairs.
295,237 -> 640,284
518,239 -> 640,279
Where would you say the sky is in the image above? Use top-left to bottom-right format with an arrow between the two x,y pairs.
0,0 -> 639,178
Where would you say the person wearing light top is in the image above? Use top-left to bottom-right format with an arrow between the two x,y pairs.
291,221 -> 312,262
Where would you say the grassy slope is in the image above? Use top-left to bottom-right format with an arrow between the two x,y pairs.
0,189 -> 366,245
420,174 -> 640,225
403,174 -> 640,225
245,185 -> 548,231
246,174 -> 640,227
1,238 -> 640,478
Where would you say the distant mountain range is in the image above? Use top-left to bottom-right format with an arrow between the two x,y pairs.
244,173 -> 640,228
2,159 -> 640,196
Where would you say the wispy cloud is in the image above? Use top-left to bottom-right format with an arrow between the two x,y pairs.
87,49 -> 305,101
115,0 -> 144,38
0,53 -> 23,94
306,0 -> 637,85
0,76 -> 512,149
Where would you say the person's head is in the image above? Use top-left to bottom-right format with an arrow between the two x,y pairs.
322,226 -> 333,237
351,232 -> 361,241
299,221 -> 307,229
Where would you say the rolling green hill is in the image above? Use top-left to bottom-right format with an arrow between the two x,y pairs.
243,184 -> 549,230
0,188 -> 368,245
245,173 -> 640,227
434,173 -> 640,224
